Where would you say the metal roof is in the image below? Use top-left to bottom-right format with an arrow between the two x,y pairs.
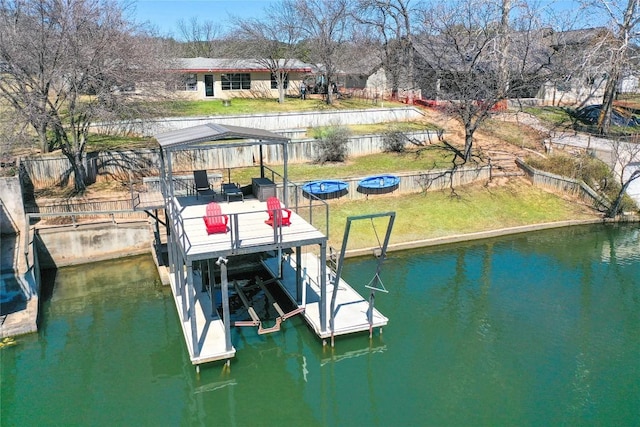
155,123 -> 290,150
173,58 -> 313,73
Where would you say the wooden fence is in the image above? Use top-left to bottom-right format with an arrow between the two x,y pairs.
515,158 -> 610,211
26,195 -> 147,218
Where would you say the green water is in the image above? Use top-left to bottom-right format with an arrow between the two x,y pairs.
2,224 -> 639,426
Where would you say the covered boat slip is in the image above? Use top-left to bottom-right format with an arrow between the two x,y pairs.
156,123 -> 390,366
167,242 -> 388,366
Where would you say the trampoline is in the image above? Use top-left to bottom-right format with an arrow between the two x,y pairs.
357,175 -> 400,194
302,180 -> 348,199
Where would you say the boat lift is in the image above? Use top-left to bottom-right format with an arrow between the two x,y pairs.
232,277 -> 305,335
329,212 -> 395,346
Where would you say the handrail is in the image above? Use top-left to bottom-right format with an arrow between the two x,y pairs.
22,209 -> 143,255
175,208 -> 293,255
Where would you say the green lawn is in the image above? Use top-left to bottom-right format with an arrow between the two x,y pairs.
79,99 -> 604,252
225,148 -> 454,184
310,180 -> 599,251
151,97 -> 406,117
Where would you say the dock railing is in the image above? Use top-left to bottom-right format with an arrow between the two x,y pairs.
174,207 -> 295,256
262,165 -> 330,237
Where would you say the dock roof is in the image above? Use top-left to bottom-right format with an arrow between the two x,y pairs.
155,123 -> 289,150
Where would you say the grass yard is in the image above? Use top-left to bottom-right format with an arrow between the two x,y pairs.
313,179 -> 599,251
222,148 -> 455,184
523,106 -> 574,128
152,97 -> 406,117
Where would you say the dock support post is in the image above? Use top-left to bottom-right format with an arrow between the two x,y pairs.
172,243 -> 180,296
319,241 -> 327,332
295,247 -> 302,305
217,257 -> 233,352
207,258 -> 216,316
187,262 -> 199,357
179,257 -> 188,322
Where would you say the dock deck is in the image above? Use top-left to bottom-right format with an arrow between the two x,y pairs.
168,249 -> 388,365
263,253 -> 388,339
169,269 -> 236,364
174,197 -> 326,260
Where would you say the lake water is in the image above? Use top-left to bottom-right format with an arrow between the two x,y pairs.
2,223 -> 639,426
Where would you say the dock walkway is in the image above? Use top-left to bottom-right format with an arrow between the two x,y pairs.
263,253 -> 388,340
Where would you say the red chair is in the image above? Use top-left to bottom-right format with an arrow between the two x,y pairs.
203,202 -> 228,234
265,197 -> 291,227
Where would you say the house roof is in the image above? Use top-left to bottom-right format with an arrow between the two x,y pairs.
172,58 -> 313,73
155,123 -> 290,150
412,26 -> 614,76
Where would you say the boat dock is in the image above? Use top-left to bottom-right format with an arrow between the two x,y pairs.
163,196 -> 388,365
151,123 -> 392,367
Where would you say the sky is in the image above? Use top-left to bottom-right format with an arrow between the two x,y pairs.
130,0 -> 604,40
131,0 -> 277,37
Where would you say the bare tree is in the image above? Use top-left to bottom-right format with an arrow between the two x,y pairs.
284,0 -> 353,105
607,137 -> 640,217
587,0 -> 640,134
0,0 -> 170,193
231,3 -> 305,103
415,0 -> 517,162
176,16 -> 225,58
354,0 -> 419,101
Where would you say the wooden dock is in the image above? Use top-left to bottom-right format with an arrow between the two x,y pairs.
147,124 -> 395,367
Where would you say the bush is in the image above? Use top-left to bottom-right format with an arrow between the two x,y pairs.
312,125 -> 351,164
524,153 -> 637,211
382,130 -> 407,153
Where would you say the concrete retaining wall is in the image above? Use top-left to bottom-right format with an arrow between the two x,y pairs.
516,158 -> 610,210
35,221 -> 152,268
20,130 -> 440,189
90,107 -> 425,136
0,176 -> 25,235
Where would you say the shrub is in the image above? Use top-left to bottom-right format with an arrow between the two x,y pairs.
524,153 -> 637,211
313,125 -> 351,164
382,130 -> 407,153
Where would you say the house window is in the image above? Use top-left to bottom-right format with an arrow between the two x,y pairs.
184,74 -> 197,91
221,73 -> 251,90
271,73 -> 289,89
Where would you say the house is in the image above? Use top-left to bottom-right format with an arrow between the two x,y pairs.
168,58 -> 313,100
534,28 -> 613,106
358,27 -> 626,107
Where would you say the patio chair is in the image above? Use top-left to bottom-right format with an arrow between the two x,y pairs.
193,170 -> 215,199
265,196 -> 291,227
222,182 -> 244,202
203,202 -> 228,234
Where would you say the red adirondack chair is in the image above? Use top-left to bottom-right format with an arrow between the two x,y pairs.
265,196 -> 291,227
203,202 -> 228,234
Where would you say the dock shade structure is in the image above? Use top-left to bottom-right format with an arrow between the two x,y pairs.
154,123 -> 388,368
